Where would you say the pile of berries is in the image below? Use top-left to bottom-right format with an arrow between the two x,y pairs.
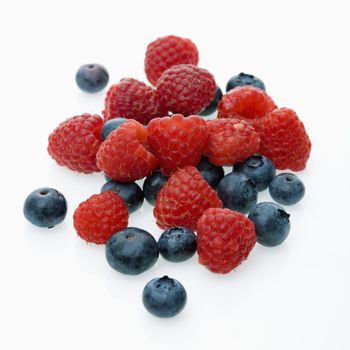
23,35 -> 311,318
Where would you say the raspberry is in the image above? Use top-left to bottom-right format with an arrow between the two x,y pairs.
148,114 -> 207,176
73,191 -> 128,244
257,108 -> 311,171
48,113 -> 103,173
145,35 -> 199,85
154,166 -> 222,230
218,86 -> 276,121
204,119 -> 260,166
156,64 -> 216,116
96,119 -> 158,182
102,78 -> 167,125
197,208 -> 256,274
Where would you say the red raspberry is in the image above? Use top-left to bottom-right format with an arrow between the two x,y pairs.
145,35 -> 199,85
218,86 -> 277,122
96,119 -> 158,182
148,114 -> 207,176
102,78 -> 167,125
154,166 -> 222,230
257,108 -> 311,171
197,208 -> 256,274
204,119 -> 260,166
48,113 -> 103,173
156,64 -> 216,116
73,191 -> 128,244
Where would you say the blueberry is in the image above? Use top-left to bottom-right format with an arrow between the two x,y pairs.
101,181 -> 144,213
75,63 -> 109,93
200,86 -> 223,116
104,174 -> 111,182
106,227 -> 159,275
269,173 -> 305,205
217,172 -> 258,213
197,157 -> 224,188
226,72 -> 265,92
248,202 -> 290,247
23,187 -> 67,228
158,227 -> 197,262
142,276 -> 187,318
234,155 -> 276,191
101,118 -> 126,140
143,170 -> 168,205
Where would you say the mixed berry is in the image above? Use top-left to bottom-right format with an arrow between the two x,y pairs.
23,35 -> 311,318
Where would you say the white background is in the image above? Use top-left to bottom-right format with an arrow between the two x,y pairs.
1,1 -> 350,349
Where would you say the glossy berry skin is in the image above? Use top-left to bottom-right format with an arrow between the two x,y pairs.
156,64 -> 216,116
75,63 -> 109,93
103,78 -> 167,124
73,191 -> 128,244
248,202 -> 291,247
257,108 -> 311,171
234,155 -> 276,191
148,114 -> 208,176
105,227 -> 159,275
23,188 -> 67,228
218,86 -> 276,121
217,172 -> 258,214
200,86 -> 223,116
142,276 -> 187,318
48,113 -> 103,173
226,72 -> 265,92
158,227 -> 197,262
197,158 -> 224,188
101,118 -> 126,140
205,119 -> 260,166
97,120 -> 158,182
154,166 -> 223,230
269,173 -> 305,205
101,181 -> 144,213
197,208 -> 256,274
145,35 -> 199,85
143,170 -> 168,205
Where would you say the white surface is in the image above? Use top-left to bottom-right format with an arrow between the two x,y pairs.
1,1 -> 350,349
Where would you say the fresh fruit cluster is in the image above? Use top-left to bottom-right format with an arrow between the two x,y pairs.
23,35 -> 311,318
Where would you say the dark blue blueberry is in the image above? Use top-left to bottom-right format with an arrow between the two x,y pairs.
142,276 -> 187,318
101,181 -> 144,213
158,227 -> 197,262
234,155 -> 276,191
75,63 -> 109,93
269,173 -> 305,205
248,202 -> 291,247
101,118 -> 126,140
106,227 -> 159,275
200,86 -> 223,116
23,187 -> 67,228
217,172 -> 258,213
197,157 -> 224,188
226,72 -> 265,92
104,174 -> 111,182
143,170 -> 168,205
